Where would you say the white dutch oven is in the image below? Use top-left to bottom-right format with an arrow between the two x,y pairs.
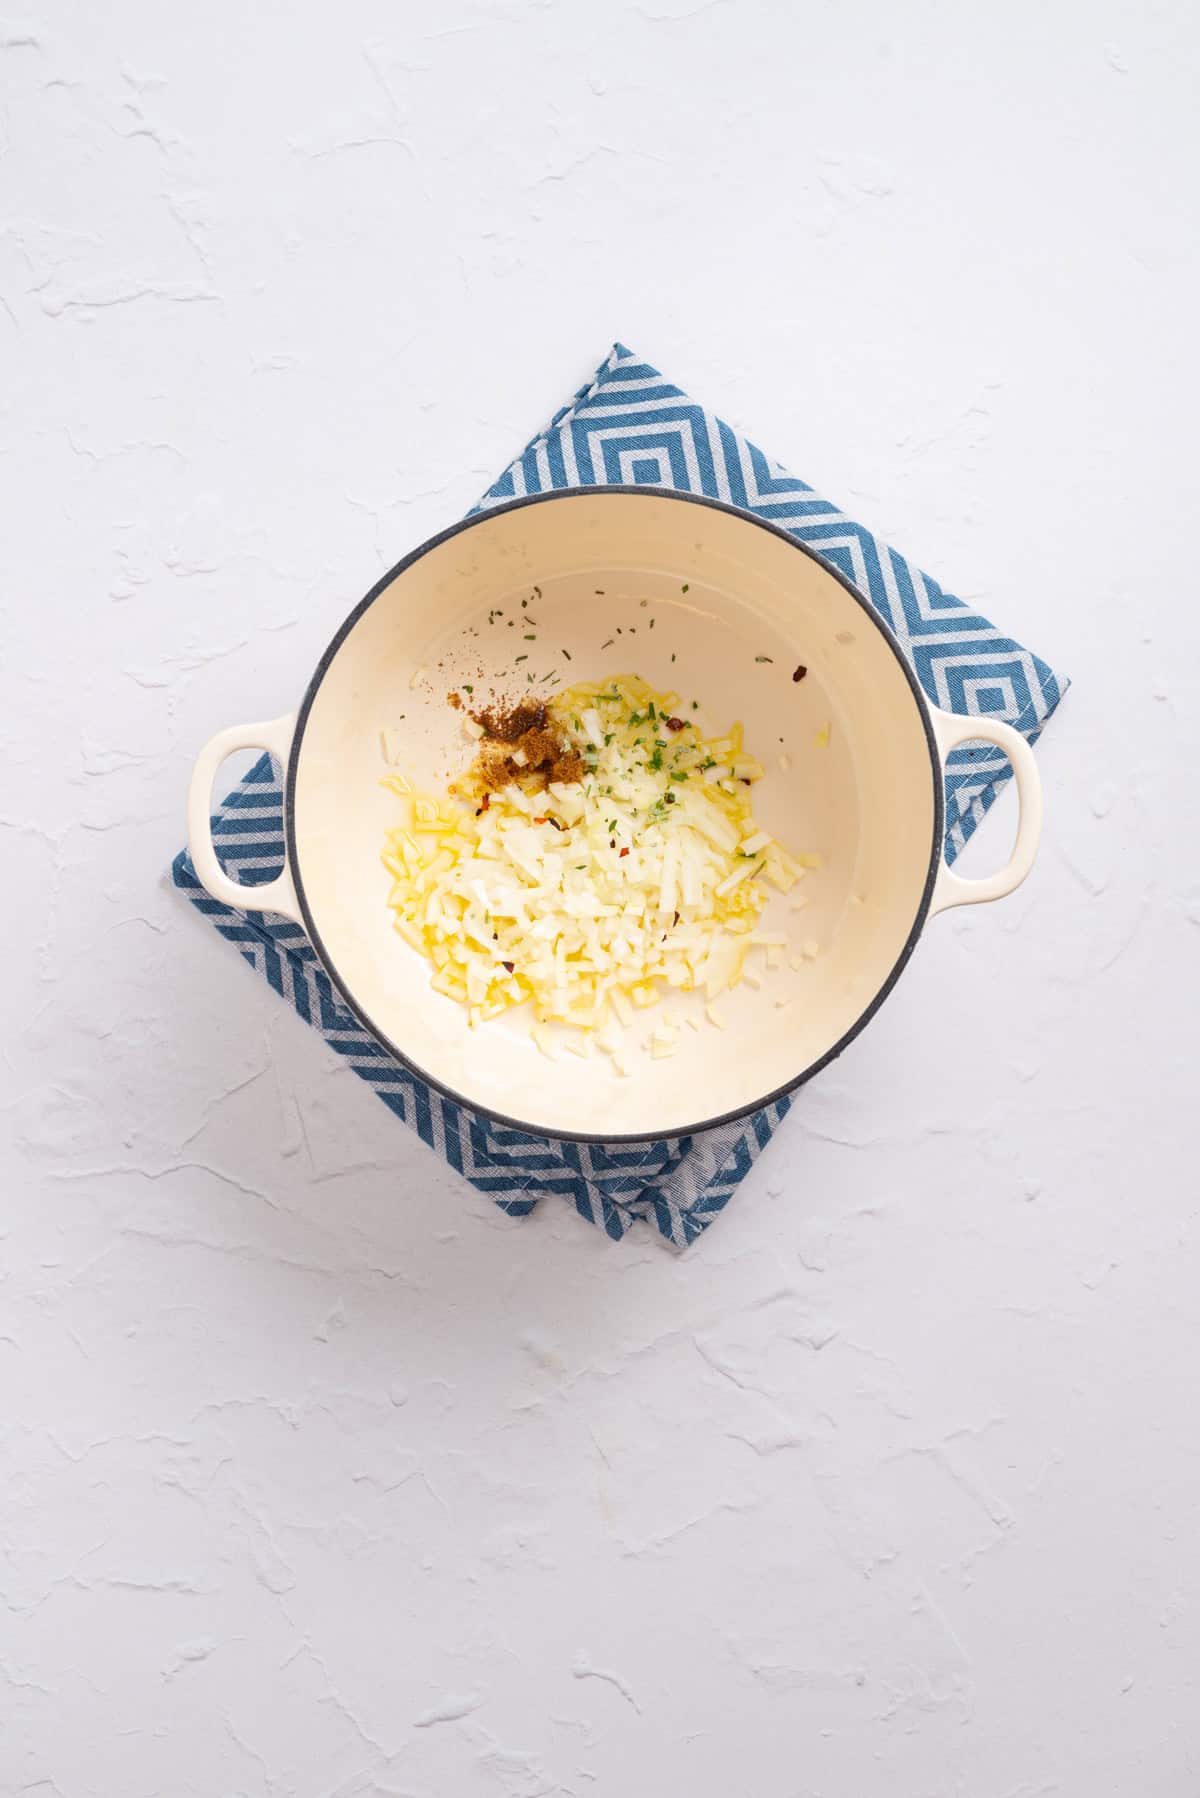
188,489 -> 1041,1141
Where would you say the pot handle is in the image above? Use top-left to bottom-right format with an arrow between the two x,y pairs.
929,708 -> 1043,915
186,714 -> 302,922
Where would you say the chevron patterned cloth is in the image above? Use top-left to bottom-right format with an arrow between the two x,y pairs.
172,343 -> 1067,1246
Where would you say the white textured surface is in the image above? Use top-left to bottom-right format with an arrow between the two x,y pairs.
4,2 -> 1199,1792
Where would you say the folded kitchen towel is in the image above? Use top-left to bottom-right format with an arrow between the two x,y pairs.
172,342 -> 1067,1247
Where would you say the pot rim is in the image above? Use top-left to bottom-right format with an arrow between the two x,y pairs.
284,485 -> 944,1144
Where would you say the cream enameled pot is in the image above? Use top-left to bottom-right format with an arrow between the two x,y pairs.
188,488 -> 1041,1141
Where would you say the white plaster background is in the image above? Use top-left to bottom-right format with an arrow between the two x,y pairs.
3,2 -> 1199,1793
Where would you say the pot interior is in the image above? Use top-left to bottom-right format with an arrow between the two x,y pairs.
290,490 -> 938,1139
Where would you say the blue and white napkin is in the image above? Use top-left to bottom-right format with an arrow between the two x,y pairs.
172,343 -> 1067,1246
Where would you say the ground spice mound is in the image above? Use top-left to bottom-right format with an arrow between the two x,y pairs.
464,697 -> 584,792
473,699 -> 546,743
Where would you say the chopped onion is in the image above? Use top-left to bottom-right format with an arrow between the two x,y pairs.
380,673 -> 821,1071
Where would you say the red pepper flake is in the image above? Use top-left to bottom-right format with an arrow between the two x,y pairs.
792,664 -> 808,682
533,815 -> 547,824
502,961 -> 514,973
665,716 -> 685,732
619,846 -> 630,858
